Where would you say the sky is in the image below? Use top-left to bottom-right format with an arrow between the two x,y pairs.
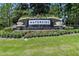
0,0 -> 79,3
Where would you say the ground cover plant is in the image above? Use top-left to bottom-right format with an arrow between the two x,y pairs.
0,34 -> 79,56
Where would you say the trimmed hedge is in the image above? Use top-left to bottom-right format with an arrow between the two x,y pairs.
0,29 -> 79,38
0,30 -> 26,38
23,29 -> 79,38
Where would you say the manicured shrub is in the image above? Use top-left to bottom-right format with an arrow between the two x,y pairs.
0,28 -> 79,38
3,27 -> 13,32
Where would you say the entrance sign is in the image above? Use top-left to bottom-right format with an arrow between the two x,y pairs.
29,20 -> 51,25
14,18 -> 65,30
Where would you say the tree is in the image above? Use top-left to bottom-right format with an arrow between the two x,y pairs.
0,3 -> 13,27
30,3 -> 51,15
64,3 -> 79,27
17,3 -> 29,10
49,4 -> 61,17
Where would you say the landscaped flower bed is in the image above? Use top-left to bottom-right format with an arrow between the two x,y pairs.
23,29 -> 79,38
0,29 -> 79,38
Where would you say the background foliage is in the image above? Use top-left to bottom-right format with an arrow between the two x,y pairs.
0,3 -> 79,29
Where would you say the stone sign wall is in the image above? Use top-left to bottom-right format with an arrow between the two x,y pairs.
13,18 -> 64,30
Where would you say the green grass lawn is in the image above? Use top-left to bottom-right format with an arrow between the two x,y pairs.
0,34 -> 79,56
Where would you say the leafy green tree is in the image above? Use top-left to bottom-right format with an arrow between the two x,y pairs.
30,3 -> 51,15
64,3 -> 79,27
49,4 -> 61,17
0,3 -> 13,28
